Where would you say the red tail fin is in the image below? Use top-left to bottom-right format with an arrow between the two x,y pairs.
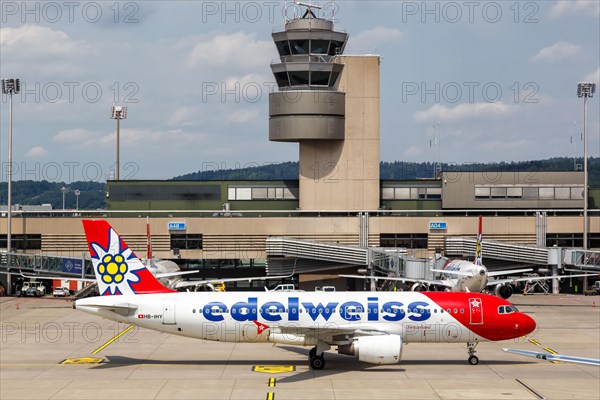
82,220 -> 174,296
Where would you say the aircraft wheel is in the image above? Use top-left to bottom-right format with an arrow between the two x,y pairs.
468,355 -> 479,365
309,354 -> 326,370
309,346 -> 317,358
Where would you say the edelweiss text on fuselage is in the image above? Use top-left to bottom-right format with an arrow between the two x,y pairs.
201,297 -> 432,323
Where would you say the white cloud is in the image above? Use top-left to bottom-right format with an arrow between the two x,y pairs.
548,0 -> 600,18
531,41 -> 582,63
53,129 -> 95,143
25,146 -> 48,157
0,25 -> 92,60
414,103 -> 519,123
402,146 -> 423,158
187,32 -> 274,69
583,67 -> 600,84
346,26 -> 402,53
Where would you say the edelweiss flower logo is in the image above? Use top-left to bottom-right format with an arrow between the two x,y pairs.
90,228 -> 143,295
97,254 -> 128,284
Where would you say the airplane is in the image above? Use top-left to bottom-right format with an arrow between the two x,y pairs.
75,219 -> 537,369
503,348 -> 600,366
342,216 -> 596,299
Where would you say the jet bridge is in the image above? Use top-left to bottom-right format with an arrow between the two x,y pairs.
265,237 -> 404,276
445,238 -> 549,265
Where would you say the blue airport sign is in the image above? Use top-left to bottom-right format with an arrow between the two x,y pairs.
62,257 -> 83,274
168,222 -> 186,231
429,221 -> 447,230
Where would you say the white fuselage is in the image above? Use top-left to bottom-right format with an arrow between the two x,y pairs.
441,260 -> 488,293
76,291 -> 491,345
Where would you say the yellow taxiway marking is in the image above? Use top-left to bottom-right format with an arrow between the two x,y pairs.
60,357 -> 105,365
92,325 -> 134,355
266,393 -> 275,400
268,378 -> 276,387
252,365 -> 295,374
528,338 -> 560,363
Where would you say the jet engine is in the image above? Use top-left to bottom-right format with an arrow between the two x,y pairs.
495,283 -> 513,299
338,335 -> 403,364
411,283 -> 428,292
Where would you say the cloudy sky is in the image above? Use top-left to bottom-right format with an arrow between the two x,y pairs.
0,0 -> 598,182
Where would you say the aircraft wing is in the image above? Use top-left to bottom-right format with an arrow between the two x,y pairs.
276,323 -> 398,344
175,274 -> 294,289
503,348 -> 600,366
155,270 -> 198,279
339,274 -> 453,288
430,269 -> 475,277
488,273 -> 598,287
487,268 -> 533,278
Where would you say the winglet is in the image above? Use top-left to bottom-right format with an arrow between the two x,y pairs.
82,220 -> 175,296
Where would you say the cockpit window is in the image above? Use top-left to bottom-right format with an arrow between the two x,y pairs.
498,305 -> 519,314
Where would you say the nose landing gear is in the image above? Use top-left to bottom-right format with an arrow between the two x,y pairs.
467,342 -> 479,365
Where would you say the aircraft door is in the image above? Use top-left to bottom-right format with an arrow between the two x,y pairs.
163,298 -> 176,325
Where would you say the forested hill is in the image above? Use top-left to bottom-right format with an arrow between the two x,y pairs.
174,157 -> 600,186
2,158 -> 598,209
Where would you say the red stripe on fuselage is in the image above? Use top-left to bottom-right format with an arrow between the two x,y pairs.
421,292 -> 535,341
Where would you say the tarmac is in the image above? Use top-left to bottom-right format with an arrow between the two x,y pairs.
1,294 -> 599,400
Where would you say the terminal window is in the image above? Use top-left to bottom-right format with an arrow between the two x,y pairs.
0,234 -> 42,250
381,186 -> 441,200
475,185 -> 584,201
380,234 -> 428,249
228,186 -> 298,201
170,234 -> 203,250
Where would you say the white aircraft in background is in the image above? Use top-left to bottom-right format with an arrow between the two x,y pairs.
503,348 -> 600,366
342,216 -> 596,299
75,219 -> 536,369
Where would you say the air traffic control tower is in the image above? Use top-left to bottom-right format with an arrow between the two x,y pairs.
269,6 -> 381,211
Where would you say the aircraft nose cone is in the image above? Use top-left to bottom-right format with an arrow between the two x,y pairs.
518,313 -> 536,336
479,269 -> 486,276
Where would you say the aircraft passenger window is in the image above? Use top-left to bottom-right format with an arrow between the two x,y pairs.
453,308 -> 458,314
192,309 -> 196,313
447,308 -> 451,314
325,308 -> 330,313
460,309 -> 464,314
232,309 -> 236,314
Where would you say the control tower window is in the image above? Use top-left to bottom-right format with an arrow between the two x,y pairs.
289,71 -> 309,85
290,40 -> 309,54
274,72 -> 290,87
311,40 -> 329,54
329,40 -> 345,55
275,41 -> 291,56
311,71 -> 330,86
329,71 -> 341,85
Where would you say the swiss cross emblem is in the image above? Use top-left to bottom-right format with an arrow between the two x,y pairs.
253,321 -> 270,334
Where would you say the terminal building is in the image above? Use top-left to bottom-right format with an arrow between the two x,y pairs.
1,10 -> 599,293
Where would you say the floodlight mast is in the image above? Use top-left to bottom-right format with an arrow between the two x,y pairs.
576,82 -> 596,252
1,78 -> 20,271
110,106 -> 128,180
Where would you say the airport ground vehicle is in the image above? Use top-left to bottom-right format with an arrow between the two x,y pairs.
52,287 -> 71,297
584,281 -> 600,296
23,283 -> 46,297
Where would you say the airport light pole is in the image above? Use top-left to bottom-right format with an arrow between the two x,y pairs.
1,78 -> 20,265
75,189 -> 81,210
577,82 -> 596,251
61,186 -> 68,210
110,106 -> 127,181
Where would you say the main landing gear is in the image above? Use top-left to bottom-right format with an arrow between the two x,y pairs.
467,342 -> 479,365
309,342 -> 330,370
